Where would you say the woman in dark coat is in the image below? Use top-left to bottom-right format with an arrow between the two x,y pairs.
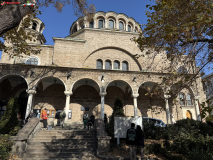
136,125 -> 145,160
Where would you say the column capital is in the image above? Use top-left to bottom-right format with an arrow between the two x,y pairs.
64,91 -> 73,96
132,93 -> 139,98
99,92 -> 107,96
194,96 -> 200,100
164,94 -> 171,99
26,89 -> 36,95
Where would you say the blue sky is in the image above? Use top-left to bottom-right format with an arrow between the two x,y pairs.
0,0 -> 212,75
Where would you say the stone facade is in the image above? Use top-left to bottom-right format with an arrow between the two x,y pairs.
0,11 -> 206,124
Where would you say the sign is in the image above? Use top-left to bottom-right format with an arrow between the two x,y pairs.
114,116 -> 143,138
68,110 -> 72,119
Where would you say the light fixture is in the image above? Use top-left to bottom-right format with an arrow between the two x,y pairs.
133,76 -> 136,82
54,79 -> 57,84
30,70 -> 35,77
67,70 -> 71,80
101,73 -> 105,81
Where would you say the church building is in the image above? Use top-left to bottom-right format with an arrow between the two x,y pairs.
0,11 -> 206,125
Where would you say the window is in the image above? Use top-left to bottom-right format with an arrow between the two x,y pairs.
122,61 -> 128,71
39,25 -> 43,32
186,94 -> 193,105
72,25 -> 77,34
96,59 -> 103,69
114,60 -> 120,69
98,20 -> 104,28
26,58 -> 38,65
105,60 -> 111,70
128,25 -> 131,32
32,22 -> 37,30
89,21 -> 94,28
134,27 -> 138,32
119,21 -> 124,30
109,20 -> 114,28
179,93 -> 185,105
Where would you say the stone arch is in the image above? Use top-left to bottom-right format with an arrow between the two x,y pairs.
70,78 -> 100,93
0,74 -> 29,90
83,46 -> 142,71
137,81 -> 164,95
15,88 -> 27,98
34,76 -> 67,91
105,79 -> 133,94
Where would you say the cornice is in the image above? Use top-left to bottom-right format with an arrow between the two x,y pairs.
52,37 -> 86,43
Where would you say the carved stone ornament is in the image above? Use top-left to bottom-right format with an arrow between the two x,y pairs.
99,92 -> 107,96
64,91 -> 73,96
26,89 -> 37,95
194,96 -> 200,100
164,94 -> 171,99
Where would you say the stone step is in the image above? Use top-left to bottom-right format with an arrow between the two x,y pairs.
37,132 -> 96,136
26,144 -> 96,150
28,139 -> 97,144
22,157 -> 98,160
30,138 -> 96,142
39,130 -> 95,134
26,148 -> 95,153
22,151 -> 95,158
33,135 -> 95,139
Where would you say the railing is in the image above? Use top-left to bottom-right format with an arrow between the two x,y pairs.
9,118 -> 42,158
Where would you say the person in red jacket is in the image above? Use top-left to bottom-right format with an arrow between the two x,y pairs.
42,108 -> 48,129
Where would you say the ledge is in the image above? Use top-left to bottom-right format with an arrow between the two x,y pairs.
52,37 -> 86,43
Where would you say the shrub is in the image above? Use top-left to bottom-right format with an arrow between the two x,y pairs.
0,134 -> 13,160
0,97 -> 20,136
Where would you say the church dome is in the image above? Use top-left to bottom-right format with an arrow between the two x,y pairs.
69,11 -> 142,35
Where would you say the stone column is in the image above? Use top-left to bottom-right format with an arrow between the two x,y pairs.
100,92 -> 107,119
64,91 -> 73,122
164,95 -> 171,124
25,89 -> 36,119
194,96 -> 201,121
132,94 -> 139,117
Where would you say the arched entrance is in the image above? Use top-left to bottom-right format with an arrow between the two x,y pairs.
186,110 -> 192,119
0,75 -> 28,120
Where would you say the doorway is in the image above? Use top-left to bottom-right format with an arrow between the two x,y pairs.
18,91 -> 28,120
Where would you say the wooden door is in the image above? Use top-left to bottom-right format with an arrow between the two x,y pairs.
186,110 -> 192,119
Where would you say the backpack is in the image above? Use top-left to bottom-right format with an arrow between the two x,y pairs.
83,114 -> 88,120
128,129 -> 136,141
62,112 -> 66,118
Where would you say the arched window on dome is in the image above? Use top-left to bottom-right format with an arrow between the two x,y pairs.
39,25 -> 43,33
26,57 -> 38,65
134,27 -> 138,32
89,21 -> 94,28
98,20 -> 104,28
119,21 -> 124,30
109,20 -> 114,28
96,59 -> 103,69
128,25 -> 131,32
114,60 -> 120,69
177,66 -> 188,74
32,22 -> 37,30
179,93 -> 185,106
186,94 -> 193,105
105,60 -> 112,70
72,25 -> 77,34
122,61 -> 128,71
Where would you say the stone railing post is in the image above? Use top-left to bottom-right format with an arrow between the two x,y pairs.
164,94 -> 171,124
194,96 -> 201,121
64,91 -> 73,123
99,92 -> 107,119
132,93 -> 139,117
25,89 -> 36,119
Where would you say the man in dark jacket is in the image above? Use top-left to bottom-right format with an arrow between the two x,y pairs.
126,123 -> 137,160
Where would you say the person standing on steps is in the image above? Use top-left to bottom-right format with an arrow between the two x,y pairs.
136,125 -> 145,160
83,111 -> 88,130
42,108 -> 48,130
126,123 -> 137,160
60,110 -> 66,128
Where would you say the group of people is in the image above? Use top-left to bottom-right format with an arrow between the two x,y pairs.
126,123 -> 145,160
82,111 -> 95,130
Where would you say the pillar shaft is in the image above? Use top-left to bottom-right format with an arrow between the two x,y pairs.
100,92 -> 107,119
194,96 -> 201,121
164,95 -> 171,124
25,90 -> 36,119
132,94 -> 139,117
64,91 -> 72,122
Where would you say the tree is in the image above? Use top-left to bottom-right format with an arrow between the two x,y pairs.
0,0 -> 95,57
132,0 -> 213,121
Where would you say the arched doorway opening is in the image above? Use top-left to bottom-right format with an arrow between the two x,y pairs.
18,91 -> 28,120
186,110 -> 192,119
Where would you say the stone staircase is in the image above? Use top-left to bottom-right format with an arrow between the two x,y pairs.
21,124 -> 98,160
